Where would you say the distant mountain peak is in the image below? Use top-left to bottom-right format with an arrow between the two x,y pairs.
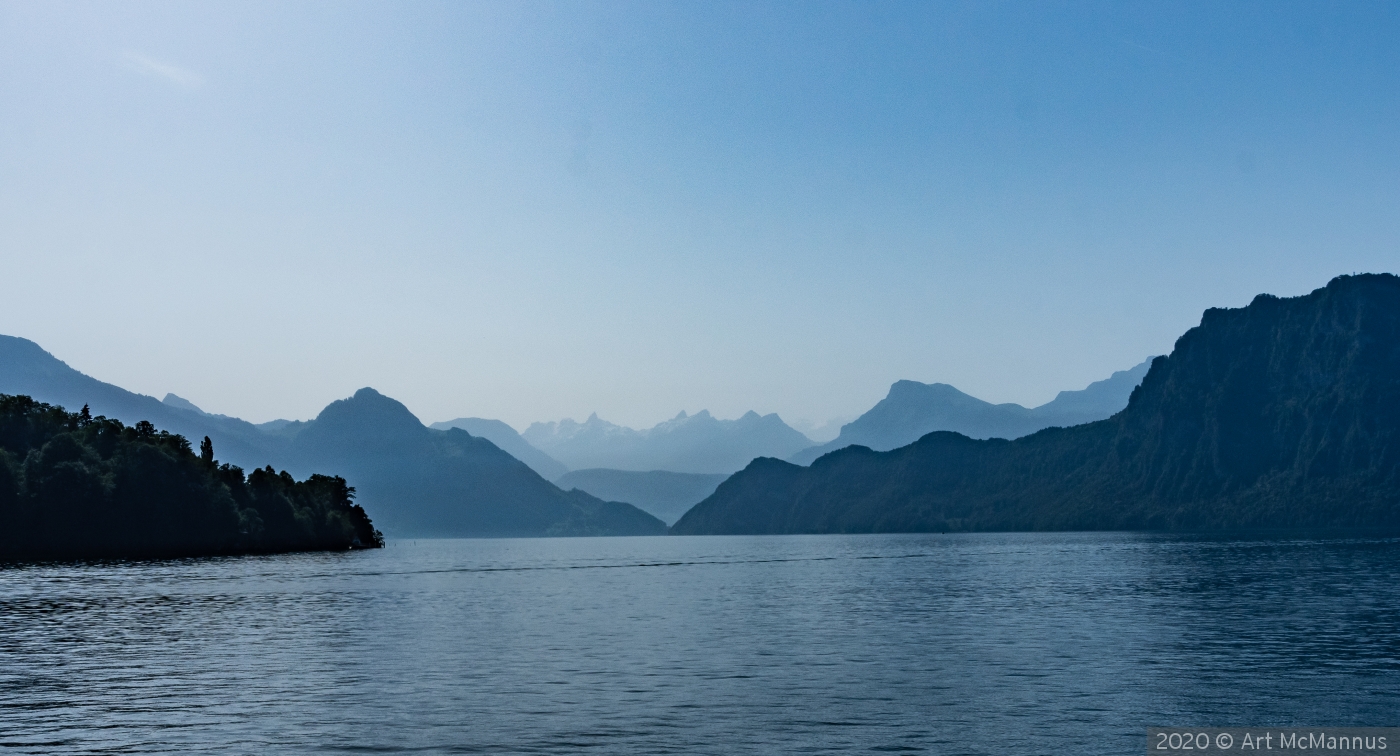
786,358 -> 1156,466
162,393 -> 207,415
428,416 -> 569,481
0,335 -> 72,378
1033,359 -> 1154,416
889,381 -> 968,398
309,387 -> 425,441
0,333 -> 286,473
0,338 -> 661,538
523,407 -> 813,474
678,273 -> 1400,535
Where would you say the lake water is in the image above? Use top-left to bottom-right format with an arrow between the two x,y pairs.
2,533 -> 1397,754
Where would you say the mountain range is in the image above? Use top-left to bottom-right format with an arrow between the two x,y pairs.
14,273 -> 1389,538
429,417 -> 569,480
787,359 -> 1153,465
429,418 -> 727,523
522,410 -> 814,474
0,336 -> 281,472
279,389 -> 663,537
673,274 -> 1400,535
0,337 -> 663,537
446,359 -> 1156,517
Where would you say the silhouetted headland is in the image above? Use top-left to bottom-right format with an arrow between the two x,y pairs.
0,340 -> 666,538
0,394 -> 383,561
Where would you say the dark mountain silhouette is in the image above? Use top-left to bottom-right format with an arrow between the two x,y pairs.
279,389 -> 665,537
674,274 -> 1400,535
787,359 -> 1153,465
0,393 -> 381,561
0,338 -> 663,537
554,469 -> 728,525
523,410 -> 813,474
0,336 -> 282,471
429,417 -> 568,480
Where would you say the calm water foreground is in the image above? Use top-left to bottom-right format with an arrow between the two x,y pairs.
1,533 -> 1397,755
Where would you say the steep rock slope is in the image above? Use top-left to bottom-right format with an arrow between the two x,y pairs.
675,275 -> 1400,535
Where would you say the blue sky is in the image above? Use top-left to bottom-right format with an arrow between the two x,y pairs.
2,1 -> 1397,430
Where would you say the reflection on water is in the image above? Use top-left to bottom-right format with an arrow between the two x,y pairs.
1,533 -> 1397,754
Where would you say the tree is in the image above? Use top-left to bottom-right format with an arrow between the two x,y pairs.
0,393 -> 383,560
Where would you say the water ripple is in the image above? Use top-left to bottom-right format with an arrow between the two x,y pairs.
2,533 -> 1398,754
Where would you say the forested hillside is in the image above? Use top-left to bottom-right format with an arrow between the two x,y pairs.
0,394 -> 382,560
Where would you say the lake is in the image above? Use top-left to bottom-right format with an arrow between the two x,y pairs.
2,532 -> 1397,754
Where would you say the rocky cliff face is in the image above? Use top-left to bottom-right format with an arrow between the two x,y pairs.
674,274 -> 1400,535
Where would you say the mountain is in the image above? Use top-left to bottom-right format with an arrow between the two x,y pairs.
429,417 -> 568,480
673,274 -> 1400,535
162,393 -> 206,414
787,359 -> 1153,465
554,469 -> 728,526
277,389 -> 665,537
0,337 -> 664,537
523,410 -> 813,474
0,336 -> 284,471
1032,361 -> 1154,420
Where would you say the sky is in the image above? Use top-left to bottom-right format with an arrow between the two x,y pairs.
1,1 -> 1398,431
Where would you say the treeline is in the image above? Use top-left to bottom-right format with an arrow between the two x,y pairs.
0,394 -> 382,561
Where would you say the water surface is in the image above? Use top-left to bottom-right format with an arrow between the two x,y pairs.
2,533 -> 1397,754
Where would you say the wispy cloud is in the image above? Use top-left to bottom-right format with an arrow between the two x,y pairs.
122,51 -> 204,89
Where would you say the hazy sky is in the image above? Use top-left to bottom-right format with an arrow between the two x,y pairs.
2,1 -> 1398,430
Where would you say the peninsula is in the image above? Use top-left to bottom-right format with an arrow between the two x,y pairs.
0,394 -> 383,561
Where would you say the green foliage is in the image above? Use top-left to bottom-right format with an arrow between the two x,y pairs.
0,393 -> 383,561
